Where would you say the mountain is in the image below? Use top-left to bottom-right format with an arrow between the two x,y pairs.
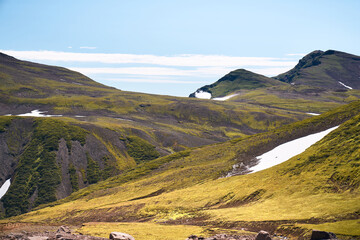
0,52 -> 313,217
189,69 -> 285,98
189,50 -> 360,114
274,50 -> 360,90
1,51 -> 360,239
6,100 -> 360,239
0,52 -> 113,98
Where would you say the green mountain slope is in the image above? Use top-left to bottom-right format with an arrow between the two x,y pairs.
189,50 -> 360,114
0,52 -> 318,218
274,50 -> 360,90
189,69 -> 285,98
0,51 -> 307,142
7,100 -> 360,239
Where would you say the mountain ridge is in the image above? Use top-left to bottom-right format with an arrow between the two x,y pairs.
1,50 -> 360,238
273,49 -> 360,89
190,49 -> 360,101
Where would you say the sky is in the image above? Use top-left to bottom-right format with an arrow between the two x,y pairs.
1,0 -> 359,97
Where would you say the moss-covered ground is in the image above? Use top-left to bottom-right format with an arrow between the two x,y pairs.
2,101 -> 359,239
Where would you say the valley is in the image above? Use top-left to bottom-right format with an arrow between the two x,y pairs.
0,50 -> 359,240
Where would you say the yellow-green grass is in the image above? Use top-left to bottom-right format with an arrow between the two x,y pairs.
230,88 -> 355,113
298,220 -> 360,236
4,102 -> 360,239
77,222 -> 254,240
77,222 -> 207,240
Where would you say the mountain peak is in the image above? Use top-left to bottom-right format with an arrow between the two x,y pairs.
189,69 -> 283,99
274,49 -> 360,89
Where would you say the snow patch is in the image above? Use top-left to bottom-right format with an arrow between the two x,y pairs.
195,90 -> 212,99
307,112 -> 320,116
0,179 -> 11,199
338,81 -> 353,90
249,126 -> 339,173
213,93 -> 239,101
17,110 -> 63,117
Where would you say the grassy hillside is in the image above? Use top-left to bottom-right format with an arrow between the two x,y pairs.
274,50 -> 360,90
189,50 -> 360,113
189,69 -> 285,98
0,51 -> 313,147
5,100 -> 360,239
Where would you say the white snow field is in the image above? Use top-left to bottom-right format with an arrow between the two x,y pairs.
0,179 -> 11,199
249,126 -> 339,173
16,110 -> 63,117
338,81 -> 353,90
213,93 -> 239,101
194,90 -> 212,99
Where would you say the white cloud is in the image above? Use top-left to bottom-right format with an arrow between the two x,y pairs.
1,50 -> 297,68
79,46 -> 97,49
70,66 -> 238,77
71,66 -> 291,78
286,53 -> 306,57
247,67 -> 292,76
105,78 -> 205,84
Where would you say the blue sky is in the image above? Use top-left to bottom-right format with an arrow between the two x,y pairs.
1,0 -> 359,97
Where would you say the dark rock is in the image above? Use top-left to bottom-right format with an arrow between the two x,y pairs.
3,234 -> 29,240
310,230 -> 337,240
109,232 -> 135,240
186,235 -> 205,240
255,231 -> 271,240
56,226 -> 72,234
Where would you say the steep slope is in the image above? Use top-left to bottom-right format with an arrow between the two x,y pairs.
274,50 -> 360,90
189,69 -> 285,98
0,52 -> 113,98
0,51 -> 311,146
189,50 -> 360,114
0,52 -> 318,217
0,116 -> 147,217
8,100 -> 360,238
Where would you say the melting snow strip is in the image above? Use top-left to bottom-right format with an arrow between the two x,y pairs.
249,126 -> 339,173
0,179 -> 11,199
213,93 -> 239,101
307,112 -> 320,116
17,110 -> 63,117
338,81 -> 353,90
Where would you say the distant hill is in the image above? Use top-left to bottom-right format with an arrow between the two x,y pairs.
0,52 -> 113,98
189,50 -> 360,114
9,100 -> 360,239
190,50 -> 360,99
0,52 -> 315,218
273,50 -> 360,90
189,69 -> 285,98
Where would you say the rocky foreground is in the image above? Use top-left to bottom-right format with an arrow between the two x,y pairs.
0,225 -> 338,240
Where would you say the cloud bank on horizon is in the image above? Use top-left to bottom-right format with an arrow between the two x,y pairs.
1,49 -> 301,96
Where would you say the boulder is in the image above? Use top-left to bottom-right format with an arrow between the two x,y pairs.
185,236 -> 205,240
255,231 -> 271,240
109,232 -> 135,240
56,226 -> 72,234
310,230 -> 337,240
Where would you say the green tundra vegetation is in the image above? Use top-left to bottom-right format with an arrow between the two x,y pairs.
1,51 -> 360,239
1,118 -> 88,217
125,136 -> 160,163
3,100 -> 359,239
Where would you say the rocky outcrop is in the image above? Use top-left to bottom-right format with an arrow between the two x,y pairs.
255,231 -> 271,240
186,233 -> 256,240
0,226 -> 108,240
109,232 -> 135,240
0,118 -> 135,217
310,230 -> 337,240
